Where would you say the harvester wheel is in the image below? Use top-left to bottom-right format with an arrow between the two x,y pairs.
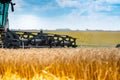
2,29 -> 20,48
3,39 -> 20,48
116,44 -> 120,48
67,45 -> 70,48
72,45 -> 77,48
48,38 -> 52,48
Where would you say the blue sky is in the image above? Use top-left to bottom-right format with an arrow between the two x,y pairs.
9,0 -> 120,30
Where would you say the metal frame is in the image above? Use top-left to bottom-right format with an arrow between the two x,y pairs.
0,30 -> 77,48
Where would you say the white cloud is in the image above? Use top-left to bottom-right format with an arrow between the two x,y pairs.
106,0 -> 120,4
8,13 -> 120,30
56,0 -> 79,8
33,3 -> 57,11
56,0 -> 113,16
60,13 -> 120,30
9,14 -> 44,30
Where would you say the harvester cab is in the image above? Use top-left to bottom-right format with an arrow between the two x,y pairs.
0,0 -> 15,31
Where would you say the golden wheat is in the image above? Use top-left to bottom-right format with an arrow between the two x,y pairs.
0,48 -> 120,80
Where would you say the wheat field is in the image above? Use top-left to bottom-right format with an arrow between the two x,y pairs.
0,48 -> 120,80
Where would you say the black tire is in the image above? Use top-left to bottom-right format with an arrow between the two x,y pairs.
116,44 -> 120,48
72,45 -> 77,48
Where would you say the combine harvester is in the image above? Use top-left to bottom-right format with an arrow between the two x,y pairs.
0,0 -> 77,48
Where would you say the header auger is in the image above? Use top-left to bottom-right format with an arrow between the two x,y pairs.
0,0 -> 77,48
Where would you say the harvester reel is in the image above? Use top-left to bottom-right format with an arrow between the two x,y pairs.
0,30 -> 77,48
